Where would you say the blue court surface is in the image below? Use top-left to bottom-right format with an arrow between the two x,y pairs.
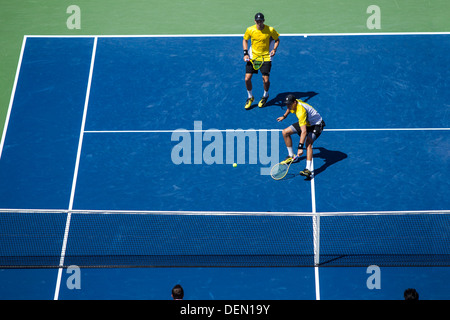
0,34 -> 449,300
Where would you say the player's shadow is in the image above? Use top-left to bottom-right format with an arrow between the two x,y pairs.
246,91 -> 318,110
265,91 -> 319,108
284,147 -> 347,180
313,147 -> 348,176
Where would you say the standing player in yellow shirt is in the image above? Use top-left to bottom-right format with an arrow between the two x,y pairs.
243,13 -> 280,109
277,94 -> 326,178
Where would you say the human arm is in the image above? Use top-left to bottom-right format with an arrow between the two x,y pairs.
297,125 -> 307,156
277,108 -> 290,122
243,38 -> 250,61
270,38 -> 279,57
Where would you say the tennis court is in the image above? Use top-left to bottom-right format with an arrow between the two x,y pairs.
0,33 -> 449,300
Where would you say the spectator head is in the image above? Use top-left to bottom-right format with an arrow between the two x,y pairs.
172,284 -> 184,300
404,288 -> 419,300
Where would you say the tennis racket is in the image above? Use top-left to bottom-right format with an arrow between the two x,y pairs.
245,46 -> 265,70
270,157 -> 295,180
249,55 -> 264,70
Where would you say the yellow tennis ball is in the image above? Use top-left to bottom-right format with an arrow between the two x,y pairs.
233,163 -> 237,167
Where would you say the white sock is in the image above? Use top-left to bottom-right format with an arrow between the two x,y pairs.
306,160 -> 312,171
287,147 -> 294,157
247,90 -> 253,98
263,90 -> 269,98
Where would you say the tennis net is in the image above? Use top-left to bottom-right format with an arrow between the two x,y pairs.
0,209 -> 449,268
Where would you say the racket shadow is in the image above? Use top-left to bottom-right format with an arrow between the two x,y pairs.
281,155 -> 307,181
283,172 -> 300,180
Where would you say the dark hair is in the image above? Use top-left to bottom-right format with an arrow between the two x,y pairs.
172,284 -> 184,299
404,288 -> 419,300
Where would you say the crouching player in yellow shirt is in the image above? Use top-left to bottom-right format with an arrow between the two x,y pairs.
277,94 -> 326,178
243,13 -> 280,109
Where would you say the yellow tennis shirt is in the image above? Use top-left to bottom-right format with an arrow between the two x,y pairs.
244,25 -> 279,61
290,99 -> 323,127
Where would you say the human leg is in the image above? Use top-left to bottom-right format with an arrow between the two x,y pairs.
282,126 -> 297,158
244,73 -> 254,109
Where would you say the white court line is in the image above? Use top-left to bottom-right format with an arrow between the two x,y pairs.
83,128 -> 450,134
324,128 -> 450,132
53,36 -> 98,301
24,31 -> 450,38
314,266 -> 321,300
